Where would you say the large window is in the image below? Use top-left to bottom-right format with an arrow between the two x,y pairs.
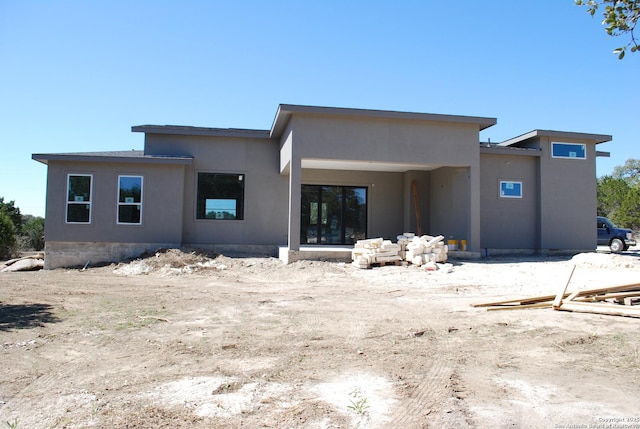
552,142 -> 586,159
117,175 -> 143,224
66,174 -> 92,223
197,173 -> 245,220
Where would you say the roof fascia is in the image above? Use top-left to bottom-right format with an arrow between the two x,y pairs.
479,145 -> 542,156
270,104 -> 497,138
32,153 -> 193,165
500,129 -> 612,146
132,125 -> 271,139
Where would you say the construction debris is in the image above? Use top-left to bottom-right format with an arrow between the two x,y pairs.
0,254 -> 45,272
351,233 -> 450,271
472,264 -> 640,318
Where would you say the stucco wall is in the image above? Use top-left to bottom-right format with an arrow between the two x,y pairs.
288,115 -> 480,165
43,160 -> 185,244
144,134 -> 289,246
480,154 -> 539,249
537,137 -> 598,250
429,167 -> 471,244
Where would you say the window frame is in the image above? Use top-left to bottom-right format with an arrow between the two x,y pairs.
66,173 -> 93,224
499,180 -> 523,199
116,175 -> 144,225
196,172 -> 245,221
551,142 -> 586,160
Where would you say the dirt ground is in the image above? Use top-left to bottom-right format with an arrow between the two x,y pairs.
2,248 -> 640,429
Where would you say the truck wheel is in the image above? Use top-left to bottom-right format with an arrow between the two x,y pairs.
610,238 -> 624,253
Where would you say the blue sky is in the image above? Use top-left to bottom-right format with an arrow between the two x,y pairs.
1,1 -> 638,217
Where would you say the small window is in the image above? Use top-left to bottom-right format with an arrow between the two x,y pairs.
197,173 -> 244,220
66,174 -> 92,223
500,181 -> 522,199
117,175 -> 143,224
552,142 -> 586,159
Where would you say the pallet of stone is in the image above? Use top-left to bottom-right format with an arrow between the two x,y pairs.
397,233 -> 447,265
352,238 -> 403,268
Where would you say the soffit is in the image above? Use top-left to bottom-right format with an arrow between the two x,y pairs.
302,158 -> 441,172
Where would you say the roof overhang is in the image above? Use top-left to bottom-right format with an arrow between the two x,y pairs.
32,151 -> 193,165
500,129 -> 612,146
479,145 -> 542,156
270,104 -> 497,138
132,125 -> 271,139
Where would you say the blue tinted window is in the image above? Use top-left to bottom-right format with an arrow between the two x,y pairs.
500,181 -> 522,198
552,142 -> 586,159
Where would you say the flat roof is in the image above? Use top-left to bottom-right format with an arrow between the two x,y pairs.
32,150 -> 193,165
270,104 -> 498,138
500,129 -> 612,146
132,125 -> 271,139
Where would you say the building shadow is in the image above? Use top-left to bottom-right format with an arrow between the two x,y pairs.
0,303 -> 60,331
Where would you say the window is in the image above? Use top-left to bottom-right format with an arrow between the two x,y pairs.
500,180 -> 522,199
66,174 -> 92,223
552,142 -> 586,159
196,173 -> 244,220
117,175 -> 143,224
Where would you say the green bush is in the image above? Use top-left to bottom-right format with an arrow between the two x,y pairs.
0,211 -> 17,259
21,216 -> 45,251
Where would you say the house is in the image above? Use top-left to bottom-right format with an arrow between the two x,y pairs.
32,104 -> 611,269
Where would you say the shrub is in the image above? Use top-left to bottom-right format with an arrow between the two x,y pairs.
0,211 -> 17,259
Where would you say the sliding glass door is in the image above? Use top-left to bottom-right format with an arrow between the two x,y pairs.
301,185 -> 367,245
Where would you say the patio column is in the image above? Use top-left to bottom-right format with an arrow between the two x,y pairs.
287,155 -> 302,251
469,163 -> 481,252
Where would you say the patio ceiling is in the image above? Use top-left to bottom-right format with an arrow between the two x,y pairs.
301,158 -> 442,172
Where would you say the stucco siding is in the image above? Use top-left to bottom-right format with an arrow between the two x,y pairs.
480,154 -> 538,249
43,161 -> 185,244
429,167 -> 471,244
538,137 -> 597,250
158,135 -> 289,246
289,115 -> 480,165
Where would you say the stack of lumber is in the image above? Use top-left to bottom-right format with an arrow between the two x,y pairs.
472,265 -> 640,318
397,233 -> 448,267
351,238 -> 402,269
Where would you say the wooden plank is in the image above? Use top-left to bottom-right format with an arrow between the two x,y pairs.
474,281 -> 640,308
411,180 -> 422,236
573,291 -> 640,302
486,302 -> 552,311
568,282 -> 640,298
553,265 -> 576,309
555,301 -> 640,318
472,294 -> 563,307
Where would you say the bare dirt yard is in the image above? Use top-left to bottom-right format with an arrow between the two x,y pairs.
2,248 -> 640,429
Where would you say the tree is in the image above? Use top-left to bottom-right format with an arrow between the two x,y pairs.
0,197 -> 23,235
612,158 -> 640,186
597,175 -> 629,218
0,211 -> 17,259
615,186 -> 640,229
21,215 -> 45,251
576,0 -> 640,59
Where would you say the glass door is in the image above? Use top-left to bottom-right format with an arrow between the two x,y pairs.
301,185 -> 367,245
